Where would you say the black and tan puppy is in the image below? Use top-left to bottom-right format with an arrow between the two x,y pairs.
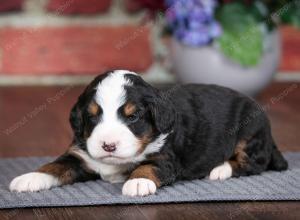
10,70 -> 288,196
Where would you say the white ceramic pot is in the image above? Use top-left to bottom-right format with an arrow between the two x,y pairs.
170,31 -> 281,96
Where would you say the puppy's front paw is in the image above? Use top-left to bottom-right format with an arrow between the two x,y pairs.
9,172 -> 59,192
122,178 -> 157,197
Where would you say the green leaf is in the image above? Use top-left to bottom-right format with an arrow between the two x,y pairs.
215,3 -> 256,34
216,2 -> 264,67
280,1 -> 300,28
217,25 -> 263,67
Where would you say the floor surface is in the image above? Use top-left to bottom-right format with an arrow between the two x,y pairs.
0,82 -> 299,219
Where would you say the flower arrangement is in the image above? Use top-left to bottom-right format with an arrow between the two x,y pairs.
132,0 -> 300,67
165,0 -> 222,46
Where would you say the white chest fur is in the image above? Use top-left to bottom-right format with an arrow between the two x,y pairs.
92,163 -> 128,183
72,149 -> 130,183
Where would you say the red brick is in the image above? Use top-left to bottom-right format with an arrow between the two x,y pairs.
0,26 -> 153,75
279,26 -> 300,72
47,0 -> 112,15
124,0 -> 144,13
125,0 -> 166,14
0,0 -> 23,12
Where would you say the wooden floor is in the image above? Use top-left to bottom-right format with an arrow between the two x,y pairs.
0,82 -> 299,219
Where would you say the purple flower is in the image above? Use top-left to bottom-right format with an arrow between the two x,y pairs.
165,0 -> 222,46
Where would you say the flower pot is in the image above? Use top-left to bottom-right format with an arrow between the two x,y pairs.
170,31 -> 281,96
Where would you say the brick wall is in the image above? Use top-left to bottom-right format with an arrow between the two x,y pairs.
0,0 -> 155,76
0,0 -> 299,78
279,26 -> 300,73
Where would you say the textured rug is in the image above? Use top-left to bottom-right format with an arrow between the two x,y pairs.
0,152 -> 299,209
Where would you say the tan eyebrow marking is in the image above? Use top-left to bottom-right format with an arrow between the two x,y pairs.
124,102 -> 136,116
88,100 -> 100,116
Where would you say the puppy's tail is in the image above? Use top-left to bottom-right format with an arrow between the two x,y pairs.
268,145 -> 288,171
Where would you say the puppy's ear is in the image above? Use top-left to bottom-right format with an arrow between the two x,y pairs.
69,101 -> 83,143
69,88 -> 94,143
149,94 -> 175,134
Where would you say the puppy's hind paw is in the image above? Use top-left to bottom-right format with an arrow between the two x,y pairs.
209,162 -> 232,181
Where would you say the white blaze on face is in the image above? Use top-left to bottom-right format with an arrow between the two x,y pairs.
86,70 -> 140,164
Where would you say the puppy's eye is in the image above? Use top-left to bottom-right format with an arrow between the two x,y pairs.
88,114 -> 99,123
127,112 -> 140,123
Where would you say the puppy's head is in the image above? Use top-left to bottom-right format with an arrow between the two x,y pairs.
70,70 -> 174,164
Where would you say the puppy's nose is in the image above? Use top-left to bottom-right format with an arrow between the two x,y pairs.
102,142 -> 116,152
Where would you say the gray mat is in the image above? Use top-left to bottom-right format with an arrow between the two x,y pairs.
0,152 -> 300,209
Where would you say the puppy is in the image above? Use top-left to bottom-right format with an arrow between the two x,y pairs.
10,70 -> 288,196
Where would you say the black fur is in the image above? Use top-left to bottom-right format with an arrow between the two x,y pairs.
123,75 -> 288,185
